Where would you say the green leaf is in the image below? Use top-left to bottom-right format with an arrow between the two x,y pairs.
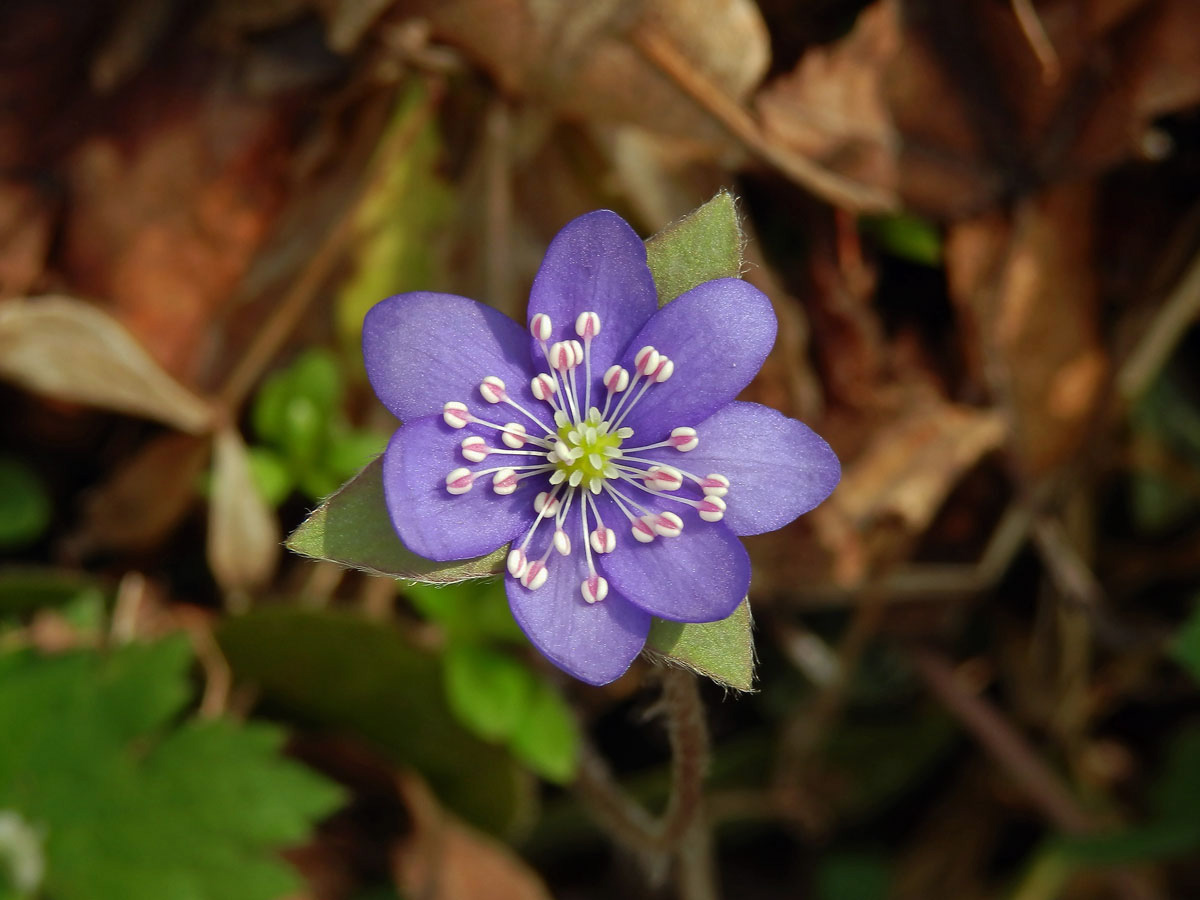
245,446 -> 294,508
0,458 -> 51,550
217,607 -> 529,834
645,190 -> 744,306
0,568 -> 107,619
1171,602 -> 1200,684
443,645 -> 536,742
287,456 -> 506,582
815,853 -> 892,900
405,580 -> 524,645
859,212 -> 942,266
0,638 -> 343,900
509,679 -> 580,785
644,599 -> 755,691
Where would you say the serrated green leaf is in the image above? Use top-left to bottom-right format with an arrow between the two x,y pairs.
0,639 -> 342,900
509,679 -> 580,785
645,189 -> 744,307
287,456 -> 506,582
644,599 -> 755,691
217,607 -> 529,834
443,645 -> 536,742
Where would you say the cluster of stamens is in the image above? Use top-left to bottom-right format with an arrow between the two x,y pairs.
441,311 -> 729,604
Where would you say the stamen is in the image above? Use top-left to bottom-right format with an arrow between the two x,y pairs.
531,374 -> 557,405
445,467 -> 474,494
492,468 -> 519,494
576,311 -> 600,411
530,313 -> 552,341
553,529 -> 571,555
521,560 -> 549,590
574,311 -> 600,340
502,423 -> 528,448
461,436 -> 489,462
698,496 -> 727,522
479,375 -> 506,404
507,548 -> 528,578
642,465 -> 683,491
632,515 -> 657,543
443,401 -> 471,429
534,491 -> 560,517
669,427 -> 699,451
581,575 -> 608,604
653,511 -> 684,537
701,474 -> 730,497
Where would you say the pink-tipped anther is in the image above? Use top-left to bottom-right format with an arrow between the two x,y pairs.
501,423 -> 528,448
506,547 -> 528,578
581,575 -> 609,604
445,467 -> 475,495
634,345 -> 660,377
575,311 -> 600,340
553,529 -> 571,556
701,474 -> 730,497
698,496 -> 726,522
590,525 -> 616,554
603,365 -> 629,394
492,468 -> 518,495
669,426 -> 698,452
521,561 -> 548,590
531,374 -> 557,401
631,515 -> 657,543
461,436 -> 489,463
530,313 -> 552,341
534,491 -> 560,517
654,511 -> 684,537
442,401 -> 471,429
479,375 -> 506,403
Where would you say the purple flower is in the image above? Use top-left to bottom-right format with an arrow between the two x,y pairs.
363,211 -> 840,685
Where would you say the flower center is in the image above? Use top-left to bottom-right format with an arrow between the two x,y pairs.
438,310 -> 729,604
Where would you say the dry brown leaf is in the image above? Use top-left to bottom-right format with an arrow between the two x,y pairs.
757,0 -> 1200,217
72,432 -> 211,555
0,296 -> 214,433
946,182 -> 1109,476
393,771 -> 552,900
812,402 -> 1008,584
415,0 -> 768,150
207,426 -> 280,594
0,180 -> 52,298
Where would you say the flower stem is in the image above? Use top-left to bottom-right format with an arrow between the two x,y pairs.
575,667 -> 719,899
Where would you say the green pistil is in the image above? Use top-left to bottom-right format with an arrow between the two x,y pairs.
554,422 -> 621,483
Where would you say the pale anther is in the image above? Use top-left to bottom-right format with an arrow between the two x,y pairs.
581,575 -> 608,604
575,311 -> 600,339
531,374 -> 557,401
653,357 -> 675,383
634,345 -> 660,376
653,511 -> 684,538
603,365 -> 629,393
590,525 -> 616,554
479,375 -> 506,403
549,341 -> 576,372
507,548 -> 528,578
534,491 -> 560,516
530,313 -> 552,341
442,401 -> 471,429
522,561 -> 548,590
461,436 -> 489,463
492,468 -> 518,495
669,426 -> 699,451
502,423 -> 528,448
698,496 -> 727,522
553,529 -> 571,556
701,474 -> 730,497
445,467 -> 474,495
632,515 -> 657,543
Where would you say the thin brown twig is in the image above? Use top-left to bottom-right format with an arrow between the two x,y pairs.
630,25 -> 897,214
910,647 -> 1094,833
573,668 -> 717,897
1010,0 -> 1060,84
1117,249 -> 1200,403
